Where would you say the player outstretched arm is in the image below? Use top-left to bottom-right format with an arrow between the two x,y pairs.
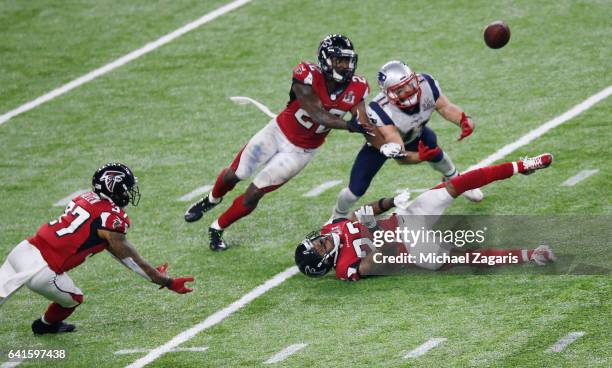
346,197 -> 396,221
99,229 -> 194,294
435,94 -> 474,141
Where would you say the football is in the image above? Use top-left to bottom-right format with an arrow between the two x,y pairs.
484,20 -> 511,49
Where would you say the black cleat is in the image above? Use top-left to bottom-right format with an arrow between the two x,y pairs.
184,196 -> 222,223
32,318 -> 76,335
208,227 -> 228,251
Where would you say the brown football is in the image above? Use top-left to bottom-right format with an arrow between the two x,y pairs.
484,21 -> 511,49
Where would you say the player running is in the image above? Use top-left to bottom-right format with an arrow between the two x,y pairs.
331,60 -> 483,221
296,154 -> 556,280
184,34 -> 375,251
0,163 -> 194,334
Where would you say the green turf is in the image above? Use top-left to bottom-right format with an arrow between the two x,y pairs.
0,0 -> 610,367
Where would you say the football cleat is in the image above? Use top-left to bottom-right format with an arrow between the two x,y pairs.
208,227 -> 228,251
184,196 -> 222,223
520,153 -> 553,175
530,245 -> 557,266
462,188 -> 485,202
31,318 -> 76,335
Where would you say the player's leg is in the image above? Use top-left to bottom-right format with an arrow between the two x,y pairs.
208,144 -> 317,250
185,120 -> 280,222
26,268 -> 82,334
331,144 -> 387,220
0,240 -> 48,307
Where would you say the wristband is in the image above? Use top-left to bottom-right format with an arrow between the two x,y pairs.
164,278 -> 173,288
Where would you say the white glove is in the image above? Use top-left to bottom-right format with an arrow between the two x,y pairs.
355,205 -> 376,229
380,142 -> 405,158
394,190 -> 412,210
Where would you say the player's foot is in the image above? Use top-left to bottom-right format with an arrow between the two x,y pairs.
208,227 -> 228,251
31,318 -> 75,335
185,196 -> 222,223
462,188 -> 484,202
530,245 -> 557,265
519,153 -> 553,175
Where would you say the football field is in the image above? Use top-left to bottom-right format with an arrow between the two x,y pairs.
0,0 -> 610,367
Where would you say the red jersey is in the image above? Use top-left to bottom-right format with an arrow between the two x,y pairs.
276,61 -> 369,149
28,191 -> 130,273
324,216 -> 399,281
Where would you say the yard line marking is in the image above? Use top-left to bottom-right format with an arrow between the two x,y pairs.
0,358 -> 23,368
0,0 -> 253,126
54,189 -> 89,206
303,180 -> 343,197
561,169 -> 599,186
466,85 -> 612,171
179,185 -> 213,202
125,266 -> 299,368
546,331 -> 585,353
264,343 -> 308,364
115,347 -> 208,355
230,96 -> 276,118
404,338 -> 447,358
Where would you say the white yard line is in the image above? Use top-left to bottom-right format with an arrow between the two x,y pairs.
230,96 -> 276,118
125,266 -> 299,368
0,0 -> 252,126
53,189 -> 89,207
0,359 -> 23,368
404,338 -> 447,358
115,347 -> 208,355
546,331 -> 585,353
264,343 -> 308,364
561,169 -> 599,186
466,85 -> 612,171
303,180 -> 343,197
179,185 -> 213,202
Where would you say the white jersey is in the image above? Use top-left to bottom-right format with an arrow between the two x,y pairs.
367,73 -> 442,143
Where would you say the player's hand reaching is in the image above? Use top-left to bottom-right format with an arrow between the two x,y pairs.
457,112 -> 474,141
380,142 -> 406,158
347,114 -> 376,136
355,205 -> 376,229
167,277 -> 194,294
156,263 -> 169,276
418,141 -> 442,161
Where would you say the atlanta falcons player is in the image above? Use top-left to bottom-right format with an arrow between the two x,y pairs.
331,60 -> 483,221
0,163 -> 194,334
185,34 -> 374,251
297,154 -> 556,280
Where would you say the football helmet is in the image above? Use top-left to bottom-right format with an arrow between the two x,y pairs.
377,60 -> 421,109
92,162 -> 140,207
317,34 -> 358,83
295,230 -> 341,277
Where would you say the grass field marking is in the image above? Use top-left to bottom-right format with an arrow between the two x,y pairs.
53,189 -> 90,207
561,169 -> 599,186
0,358 -> 23,368
125,266 -> 299,368
264,343 -> 308,364
115,347 -> 208,355
230,96 -> 276,118
466,85 -> 612,171
403,337 -> 447,358
0,0 -> 253,126
179,185 -> 213,202
303,180 -> 343,197
546,331 -> 585,353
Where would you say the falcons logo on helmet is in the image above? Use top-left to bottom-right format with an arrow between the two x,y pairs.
100,171 -> 125,192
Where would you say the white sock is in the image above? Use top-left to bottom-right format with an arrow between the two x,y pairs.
512,162 -> 519,174
41,316 -> 52,325
210,220 -> 223,231
428,152 -> 457,178
208,192 -> 221,204
332,188 -> 359,218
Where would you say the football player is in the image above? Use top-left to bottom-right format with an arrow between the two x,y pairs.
331,60 -> 483,221
185,34 -> 375,250
0,163 -> 194,334
296,154 -> 556,280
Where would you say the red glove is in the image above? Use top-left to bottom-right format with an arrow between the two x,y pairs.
418,141 -> 442,161
457,112 -> 474,141
167,277 -> 194,294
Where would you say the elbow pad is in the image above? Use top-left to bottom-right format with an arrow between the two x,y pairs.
121,257 -> 152,281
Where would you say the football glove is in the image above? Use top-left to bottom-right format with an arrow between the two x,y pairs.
347,115 -> 376,136
380,142 -> 406,158
458,112 -> 474,141
166,277 -> 194,294
393,190 -> 412,210
418,141 -> 442,162
355,205 -> 376,229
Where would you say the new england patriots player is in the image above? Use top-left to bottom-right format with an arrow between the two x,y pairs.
184,34 -> 375,251
0,163 -> 194,334
331,60 -> 483,220
297,154 -> 555,280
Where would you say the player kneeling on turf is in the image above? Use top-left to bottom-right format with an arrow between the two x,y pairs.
0,163 -> 194,334
296,154 -> 556,280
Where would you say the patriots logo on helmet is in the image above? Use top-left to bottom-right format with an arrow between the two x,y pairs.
100,171 -> 125,192
377,71 -> 387,84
